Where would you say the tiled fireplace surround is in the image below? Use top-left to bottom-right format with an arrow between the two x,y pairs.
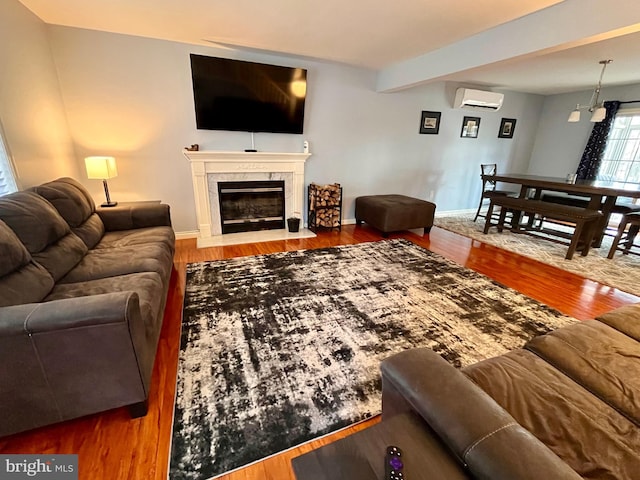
184,150 -> 314,247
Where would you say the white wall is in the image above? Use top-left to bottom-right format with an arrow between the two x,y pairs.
44,27 -> 544,232
0,0 -> 78,187
8,4 -> 638,235
529,83 -> 640,176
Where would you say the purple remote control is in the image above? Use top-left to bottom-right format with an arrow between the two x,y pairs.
385,446 -> 404,480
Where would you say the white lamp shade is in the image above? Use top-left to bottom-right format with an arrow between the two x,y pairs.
590,107 -> 607,122
568,110 -> 581,122
85,156 -> 118,179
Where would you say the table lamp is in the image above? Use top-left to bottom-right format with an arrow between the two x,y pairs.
85,156 -> 118,207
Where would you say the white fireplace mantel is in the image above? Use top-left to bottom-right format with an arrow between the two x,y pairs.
183,150 -> 312,247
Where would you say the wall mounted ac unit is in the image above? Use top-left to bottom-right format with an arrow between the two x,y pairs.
454,88 -> 504,111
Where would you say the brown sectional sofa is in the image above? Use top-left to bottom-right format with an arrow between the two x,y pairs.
0,177 -> 175,437
381,303 -> 640,480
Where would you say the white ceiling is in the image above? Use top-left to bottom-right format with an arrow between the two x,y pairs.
17,0 -> 640,95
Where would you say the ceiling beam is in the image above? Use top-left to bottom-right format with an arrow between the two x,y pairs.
376,0 -> 640,93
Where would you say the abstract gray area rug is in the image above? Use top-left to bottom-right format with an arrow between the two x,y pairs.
436,213 -> 640,297
170,239 -> 575,480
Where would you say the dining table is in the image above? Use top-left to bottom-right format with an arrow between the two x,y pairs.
483,173 -> 640,247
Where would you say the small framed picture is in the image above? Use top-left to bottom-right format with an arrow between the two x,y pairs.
419,111 -> 441,135
498,118 -> 517,138
461,116 -> 480,138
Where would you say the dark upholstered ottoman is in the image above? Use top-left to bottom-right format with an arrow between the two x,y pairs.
355,194 -> 436,236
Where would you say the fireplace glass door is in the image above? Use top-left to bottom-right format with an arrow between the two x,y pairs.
218,180 -> 285,234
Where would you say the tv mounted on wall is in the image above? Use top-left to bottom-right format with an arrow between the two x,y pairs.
190,54 -> 307,134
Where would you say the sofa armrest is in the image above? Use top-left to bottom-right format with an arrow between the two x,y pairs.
1,292 -> 140,332
381,348 -> 582,480
0,293 -> 150,437
97,203 -> 172,231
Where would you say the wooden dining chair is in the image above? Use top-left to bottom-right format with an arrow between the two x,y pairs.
607,211 -> 640,258
473,163 -> 518,222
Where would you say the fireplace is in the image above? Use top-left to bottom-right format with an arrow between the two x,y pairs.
183,150 -> 314,247
218,180 -> 285,234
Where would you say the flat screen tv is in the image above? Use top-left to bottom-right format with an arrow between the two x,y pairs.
190,54 -> 307,134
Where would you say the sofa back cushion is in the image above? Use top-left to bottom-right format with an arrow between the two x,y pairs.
463,348 -> 640,479
70,214 -> 105,249
0,191 -> 87,281
0,219 -> 54,306
31,177 -> 105,249
526,320 -> 640,427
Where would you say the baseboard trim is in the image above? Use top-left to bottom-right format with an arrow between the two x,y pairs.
175,230 -> 199,240
176,210 -> 474,239
435,209 -> 475,217
343,209 -> 474,226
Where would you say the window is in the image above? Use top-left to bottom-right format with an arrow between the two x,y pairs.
0,124 -> 17,196
597,110 -> 640,184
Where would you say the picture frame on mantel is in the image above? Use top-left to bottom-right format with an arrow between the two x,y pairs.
419,111 -> 441,135
498,118 -> 517,138
460,116 -> 480,138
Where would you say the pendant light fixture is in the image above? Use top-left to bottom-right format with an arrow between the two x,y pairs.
568,59 -> 612,123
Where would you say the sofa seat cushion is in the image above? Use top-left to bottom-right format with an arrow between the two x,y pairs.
95,226 -> 175,252
0,220 -> 54,306
59,243 -> 173,286
0,191 -> 87,281
46,272 -> 164,332
463,349 -> 640,480
526,319 -> 640,426
31,177 -> 105,249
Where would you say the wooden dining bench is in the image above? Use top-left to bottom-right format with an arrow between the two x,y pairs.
483,196 -> 603,259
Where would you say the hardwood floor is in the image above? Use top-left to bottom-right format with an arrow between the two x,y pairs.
1,224 -> 637,479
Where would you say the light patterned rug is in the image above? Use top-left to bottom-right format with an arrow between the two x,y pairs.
169,239 -> 575,480
436,213 -> 640,297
